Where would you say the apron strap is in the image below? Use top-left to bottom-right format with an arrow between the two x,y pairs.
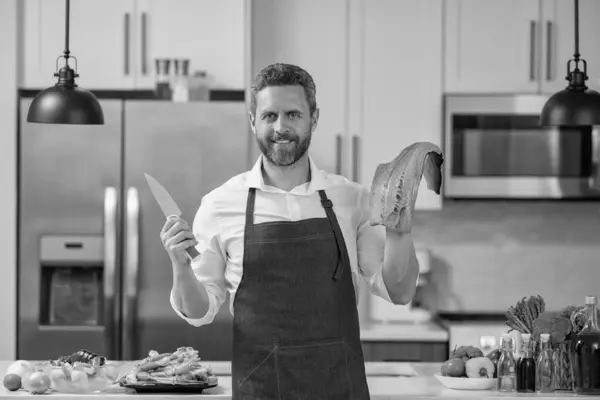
245,188 -> 256,226
318,190 -> 350,281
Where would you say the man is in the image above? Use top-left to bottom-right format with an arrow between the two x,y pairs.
162,63 -> 420,400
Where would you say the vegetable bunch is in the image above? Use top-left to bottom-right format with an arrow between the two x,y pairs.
505,295 -> 546,334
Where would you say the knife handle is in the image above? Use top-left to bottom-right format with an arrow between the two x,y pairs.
186,246 -> 200,260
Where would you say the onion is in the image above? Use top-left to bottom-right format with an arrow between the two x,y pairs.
25,371 -> 50,394
6,360 -> 35,381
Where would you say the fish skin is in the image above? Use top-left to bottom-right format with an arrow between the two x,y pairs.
369,141 -> 444,232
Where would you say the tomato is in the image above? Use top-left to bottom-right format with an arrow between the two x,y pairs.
440,358 -> 466,377
3,374 -> 21,391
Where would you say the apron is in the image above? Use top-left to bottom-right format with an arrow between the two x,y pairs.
231,187 -> 370,400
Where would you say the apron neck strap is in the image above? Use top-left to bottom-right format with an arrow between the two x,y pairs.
245,188 -> 257,226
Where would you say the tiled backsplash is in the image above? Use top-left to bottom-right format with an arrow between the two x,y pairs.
410,200 -> 600,313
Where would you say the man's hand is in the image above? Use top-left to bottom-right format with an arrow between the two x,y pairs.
160,216 -> 198,268
369,141 -> 444,233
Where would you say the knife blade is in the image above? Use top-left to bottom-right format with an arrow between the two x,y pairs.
144,173 -> 200,260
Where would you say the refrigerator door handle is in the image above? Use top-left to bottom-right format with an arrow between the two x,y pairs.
122,187 -> 140,360
103,187 -> 119,360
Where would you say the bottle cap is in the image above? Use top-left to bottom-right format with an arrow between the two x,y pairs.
585,296 -> 597,305
540,333 -> 550,340
521,333 -> 531,341
500,334 -> 514,350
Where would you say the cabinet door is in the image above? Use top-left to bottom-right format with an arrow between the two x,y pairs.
135,0 -> 247,90
444,0 -> 541,94
22,0 -> 135,89
354,0 -> 443,210
250,0 -> 348,176
540,0 -> 600,94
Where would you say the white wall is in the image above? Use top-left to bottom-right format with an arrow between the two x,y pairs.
0,0 -> 18,361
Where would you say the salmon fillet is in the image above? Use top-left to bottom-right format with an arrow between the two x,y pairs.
369,141 -> 444,232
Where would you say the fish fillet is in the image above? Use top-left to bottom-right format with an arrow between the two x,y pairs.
370,141 -> 444,232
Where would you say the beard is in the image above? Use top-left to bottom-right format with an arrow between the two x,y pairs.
256,127 -> 312,167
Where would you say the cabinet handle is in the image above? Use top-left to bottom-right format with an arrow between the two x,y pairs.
529,20 -> 536,81
141,12 -> 148,75
546,21 -> 553,81
335,134 -> 342,175
124,13 -> 130,75
352,135 -> 359,182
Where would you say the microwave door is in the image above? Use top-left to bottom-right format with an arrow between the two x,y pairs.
443,95 -> 599,199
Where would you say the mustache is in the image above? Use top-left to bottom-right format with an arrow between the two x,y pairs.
271,133 -> 298,141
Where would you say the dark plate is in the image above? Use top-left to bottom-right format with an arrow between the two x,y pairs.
121,382 -> 218,393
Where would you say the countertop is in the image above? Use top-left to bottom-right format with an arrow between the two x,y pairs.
360,321 -> 449,342
1,361 -> 594,399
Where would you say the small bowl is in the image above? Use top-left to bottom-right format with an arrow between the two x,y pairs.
434,374 -> 497,390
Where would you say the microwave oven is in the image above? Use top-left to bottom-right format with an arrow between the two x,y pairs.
443,95 -> 600,199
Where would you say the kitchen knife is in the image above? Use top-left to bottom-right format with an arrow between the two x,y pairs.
144,173 -> 200,260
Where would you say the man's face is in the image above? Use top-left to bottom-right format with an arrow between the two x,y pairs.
250,85 -> 319,167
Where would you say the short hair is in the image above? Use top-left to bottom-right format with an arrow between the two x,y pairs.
249,63 -> 317,116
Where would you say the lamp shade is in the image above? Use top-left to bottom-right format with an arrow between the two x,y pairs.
27,84 -> 104,125
539,87 -> 600,127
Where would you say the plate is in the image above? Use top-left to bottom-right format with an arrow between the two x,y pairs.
434,374 -> 497,390
121,382 -> 218,393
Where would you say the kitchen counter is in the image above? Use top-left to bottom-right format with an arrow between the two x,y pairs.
1,361 -> 596,399
360,321 -> 449,342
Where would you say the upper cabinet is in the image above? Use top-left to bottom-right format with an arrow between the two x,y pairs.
351,0 -> 443,210
250,0 -> 349,177
444,0 -> 600,94
444,0 -> 540,94
540,0 -> 600,94
21,0 -> 248,90
22,0 -> 136,89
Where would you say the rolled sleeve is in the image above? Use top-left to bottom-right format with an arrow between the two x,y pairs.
355,187 -> 394,303
170,194 -> 228,326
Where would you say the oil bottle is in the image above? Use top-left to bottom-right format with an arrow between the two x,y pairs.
516,333 -> 536,393
571,295 -> 600,395
497,334 -> 517,392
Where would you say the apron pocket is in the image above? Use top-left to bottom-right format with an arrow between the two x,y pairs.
275,337 -> 354,400
237,348 -> 278,400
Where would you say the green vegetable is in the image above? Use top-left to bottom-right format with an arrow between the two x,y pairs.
532,311 -> 572,346
450,345 -> 484,363
505,295 -> 545,334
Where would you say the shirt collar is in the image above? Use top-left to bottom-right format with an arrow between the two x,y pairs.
245,153 -> 330,194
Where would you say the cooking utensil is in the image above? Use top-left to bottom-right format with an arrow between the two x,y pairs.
144,173 -> 200,260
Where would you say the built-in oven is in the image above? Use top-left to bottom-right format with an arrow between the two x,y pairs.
443,95 -> 600,199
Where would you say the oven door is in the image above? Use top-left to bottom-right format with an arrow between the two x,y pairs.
444,95 -> 600,199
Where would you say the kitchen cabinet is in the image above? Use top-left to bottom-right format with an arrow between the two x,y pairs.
444,0 -> 600,94
351,0 -> 443,210
361,341 -> 448,362
540,0 -> 600,94
251,0 -> 443,210
21,0 -> 247,90
250,0 -> 348,176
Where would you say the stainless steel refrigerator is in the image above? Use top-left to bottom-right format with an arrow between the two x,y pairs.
18,98 -> 252,361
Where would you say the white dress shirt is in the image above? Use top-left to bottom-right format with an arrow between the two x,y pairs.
170,153 -> 395,327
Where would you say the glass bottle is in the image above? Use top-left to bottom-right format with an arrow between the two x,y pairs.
497,334 -> 517,392
571,295 -> 600,395
536,333 -> 555,393
516,333 -> 536,392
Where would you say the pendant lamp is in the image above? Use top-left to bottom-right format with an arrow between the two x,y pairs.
27,0 -> 104,125
540,0 -> 600,127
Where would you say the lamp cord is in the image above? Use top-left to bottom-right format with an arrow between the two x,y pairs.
64,0 -> 70,61
574,0 -> 580,61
